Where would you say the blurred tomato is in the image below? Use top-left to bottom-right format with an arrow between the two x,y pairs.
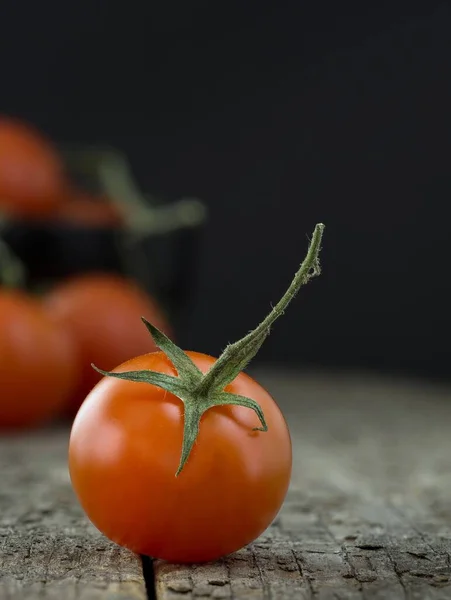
43,274 -> 172,415
0,290 -> 79,429
0,116 -> 66,218
53,189 -> 124,229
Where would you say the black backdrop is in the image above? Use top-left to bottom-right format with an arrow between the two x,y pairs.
1,1 -> 450,379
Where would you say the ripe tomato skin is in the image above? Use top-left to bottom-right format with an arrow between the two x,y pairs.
69,351 -> 292,563
43,274 -> 172,415
0,117 -> 66,217
0,291 -> 79,429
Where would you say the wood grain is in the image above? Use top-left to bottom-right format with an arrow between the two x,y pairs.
2,370 -> 451,599
156,369 -> 451,599
0,430 -> 146,600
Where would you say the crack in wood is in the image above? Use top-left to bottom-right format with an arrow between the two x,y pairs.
251,546 -> 270,599
386,549 -> 407,600
0,432 -> 147,600
141,556 -> 157,600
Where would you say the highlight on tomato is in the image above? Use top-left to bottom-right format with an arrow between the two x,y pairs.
43,273 -> 172,416
68,223 -> 325,563
0,116 -> 67,218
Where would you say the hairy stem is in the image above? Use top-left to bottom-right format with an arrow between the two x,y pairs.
196,223 -> 325,395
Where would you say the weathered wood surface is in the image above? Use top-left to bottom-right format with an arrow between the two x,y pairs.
2,370 -> 451,599
0,430 -> 147,600
156,370 -> 451,599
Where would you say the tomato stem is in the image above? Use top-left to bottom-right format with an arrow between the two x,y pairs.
195,223 -> 325,396
92,223 -> 325,476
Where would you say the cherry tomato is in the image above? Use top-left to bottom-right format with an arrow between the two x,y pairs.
43,274 -> 171,415
53,189 -> 123,229
0,290 -> 79,429
68,223 -> 325,563
0,117 -> 67,217
69,351 -> 292,563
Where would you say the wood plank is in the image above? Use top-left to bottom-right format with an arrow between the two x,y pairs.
0,430 -> 147,600
3,370 -> 451,599
155,369 -> 451,599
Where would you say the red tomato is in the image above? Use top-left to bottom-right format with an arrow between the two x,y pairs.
0,117 -> 67,217
43,274 -> 171,415
69,351 -> 292,563
0,290 -> 79,429
68,223 -> 325,563
53,189 -> 123,229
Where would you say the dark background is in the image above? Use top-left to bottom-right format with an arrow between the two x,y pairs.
1,1 -> 450,380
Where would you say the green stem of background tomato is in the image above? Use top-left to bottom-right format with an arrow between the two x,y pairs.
0,237 -> 27,289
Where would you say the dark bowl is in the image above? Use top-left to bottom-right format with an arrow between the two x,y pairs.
0,145 -> 207,321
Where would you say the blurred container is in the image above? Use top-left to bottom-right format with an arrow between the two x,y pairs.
0,145 -> 207,320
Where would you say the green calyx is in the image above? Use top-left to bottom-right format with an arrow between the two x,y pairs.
93,222 -> 325,476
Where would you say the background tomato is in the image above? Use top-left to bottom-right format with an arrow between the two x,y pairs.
0,117 -> 67,218
53,189 -> 124,229
43,274 -> 172,415
69,351 -> 292,563
0,290 -> 79,429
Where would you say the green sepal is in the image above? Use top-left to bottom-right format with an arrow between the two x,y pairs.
210,392 -> 268,432
176,403 -> 201,477
91,223 -> 325,477
140,318 -> 203,385
91,365 -> 192,398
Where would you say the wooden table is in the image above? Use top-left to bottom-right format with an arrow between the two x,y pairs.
2,369 -> 451,599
